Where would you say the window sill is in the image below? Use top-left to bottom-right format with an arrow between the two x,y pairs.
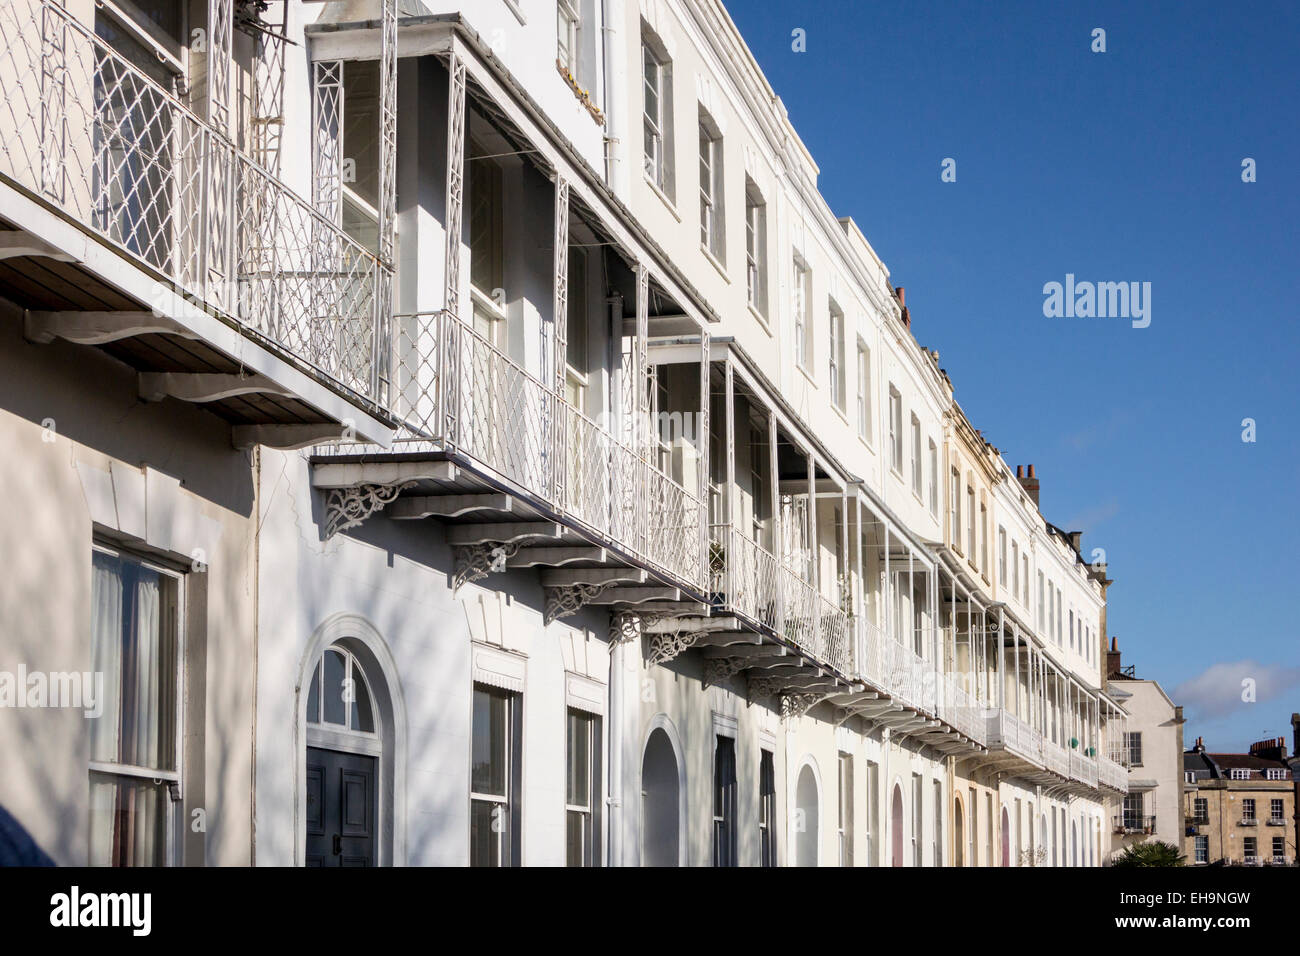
858,434 -> 875,455
556,61 -> 606,126
700,243 -> 730,284
797,364 -> 817,389
645,175 -> 681,222
748,302 -> 773,335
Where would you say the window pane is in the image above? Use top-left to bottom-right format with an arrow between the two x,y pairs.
566,809 -> 586,867
322,648 -> 347,726
470,799 -> 504,867
306,663 -> 320,724
90,551 -> 177,771
89,772 -> 169,867
472,687 -> 509,797
567,711 -> 590,807
351,665 -> 374,733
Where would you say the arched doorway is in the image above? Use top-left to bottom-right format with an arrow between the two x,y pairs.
304,642 -> 381,866
795,762 -> 820,866
1000,806 -> 1010,866
296,616 -> 405,867
890,784 -> 904,867
953,797 -> 965,867
641,727 -> 680,866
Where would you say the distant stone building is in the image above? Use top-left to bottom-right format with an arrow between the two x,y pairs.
1183,734 -> 1295,866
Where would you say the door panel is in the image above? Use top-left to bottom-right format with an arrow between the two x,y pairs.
306,747 -> 377,866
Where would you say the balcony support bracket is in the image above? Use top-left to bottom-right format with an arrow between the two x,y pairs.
453,541 -> 524,592
323,480 -> 416,538
25,310 -> 200,346
0,232 -> 77,262
139,372 -> 296,404
543,582 -> 620,625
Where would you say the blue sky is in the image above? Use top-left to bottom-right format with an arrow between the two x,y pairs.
727,0 -> 1300,751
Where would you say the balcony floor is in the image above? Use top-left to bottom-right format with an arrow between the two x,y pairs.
0,215 -> 367,436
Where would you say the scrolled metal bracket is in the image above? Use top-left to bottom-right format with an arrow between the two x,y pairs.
644,629 -> 698,667
780,692 -> 826,722
452,541 -> 522,593
544,582 -> 618,625
323,481 -> 414,538
702,656 -> 749,689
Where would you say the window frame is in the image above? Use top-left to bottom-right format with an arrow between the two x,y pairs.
712,734 -> 738,867
744,180 -> 767,317
759,748 -> 777,867
697,109 -> 725,262
888,386 -> 903,476
927,439 -> 938,516
641,34 -> 672,197
556,0 -> 581,77
470,683 -> 521,867
856,341 -> 871,443
837,751 -> 853,866
88,541 -> 186,867
565,707 -> 602,867
793,255 -> 811,372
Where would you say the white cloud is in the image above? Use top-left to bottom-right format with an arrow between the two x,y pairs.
1172,659 -> 1300,720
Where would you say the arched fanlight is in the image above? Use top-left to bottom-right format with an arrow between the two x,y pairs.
306,644 -> 375,733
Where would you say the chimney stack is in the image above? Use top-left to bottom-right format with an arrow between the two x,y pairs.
1067,530 -> 1082,554
1292,713 -> 1299,758
1107,637 -> 1122,678
1018,464 -> 1040,507
1248,737 -> 1287,760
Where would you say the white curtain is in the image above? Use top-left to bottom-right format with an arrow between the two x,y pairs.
90,553 -> 122,763
132,573 -> 160,768
88,552 -> 173,866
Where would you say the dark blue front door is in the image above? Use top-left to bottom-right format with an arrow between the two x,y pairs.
306,747 -> 377,866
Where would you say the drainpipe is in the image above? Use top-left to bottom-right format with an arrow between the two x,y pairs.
600,0 -> 626,197
608,629 -> 624,866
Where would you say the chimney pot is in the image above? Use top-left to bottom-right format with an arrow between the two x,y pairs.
1016,465 -> 1024,479
1028,464 -> 1036,478
896,286 -> 905,307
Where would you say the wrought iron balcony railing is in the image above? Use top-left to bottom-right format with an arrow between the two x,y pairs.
0,0 -> 388,406
1043,740 -> 1072,778
381,310 -> 706,590
1114,813 -> 1156,835
1070,750 -> 1099,788
1098,754 -> 1129,792
986,708 -> 1045,767
708,524 -> 852,673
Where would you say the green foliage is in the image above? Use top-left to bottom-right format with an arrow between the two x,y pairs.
1110,841 -> 1185,867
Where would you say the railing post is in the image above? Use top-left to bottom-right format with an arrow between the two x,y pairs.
551,176 -> 569,509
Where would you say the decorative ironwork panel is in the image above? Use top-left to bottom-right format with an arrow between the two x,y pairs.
444,53 -> 466,318
0,3 -> 387,406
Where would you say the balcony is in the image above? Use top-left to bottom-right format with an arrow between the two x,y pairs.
1042,740 -> 1071,779
1266,817 -> 1286,827
1098,755 -> 1129,793
985,708 -> 1045,770
315,311 -> 707,608
1239,818 -> 1258,827
0,1 -> 392,443
707,523 -> 852,675
1114,814 -> 1156,835
1069,750 -> 1099,789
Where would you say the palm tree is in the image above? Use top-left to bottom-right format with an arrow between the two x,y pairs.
1110,841 -> 1185,867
